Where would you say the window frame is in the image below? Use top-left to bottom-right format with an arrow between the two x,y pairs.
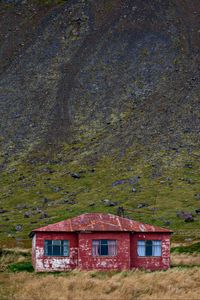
92,239 -> 117,257
44,240 -> 70,257
137,240 -> 162,257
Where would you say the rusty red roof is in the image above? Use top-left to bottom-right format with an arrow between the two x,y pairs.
31,213 -> 172,234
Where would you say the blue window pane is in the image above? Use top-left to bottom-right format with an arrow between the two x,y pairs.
93,240 -> 117,256
146,245 -> 152,256
100,244 -> 108,255
137,241 -> 145,256
63,241 -> 69,256
53,245 -> 60,255
44,240 -> 69,256
47,246 -> 52,256
145,240 -> 152,256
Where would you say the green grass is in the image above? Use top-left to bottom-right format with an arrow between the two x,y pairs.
171,242 -> 200,254
0,141 -> 200,247
8,262 -> 34,273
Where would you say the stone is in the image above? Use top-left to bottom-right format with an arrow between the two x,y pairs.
195,194 -> 200,200
7,168 -> 16,174
112,179 -> 129,186
42,197 -> 49,204
34,207 -> 42,213
112,176 -> 140,187
15,224 -> 23,232
176,211 -> 194,222
0,209 -> 8,214
186,178 -> 194,184
39,212 -> 48,219
102,199 -> 117,207
163,220 -> 171,226
132,187 -> 137,192
16,203 -> 27,210
184,163 -> 193,168
70,172 -> 81,179
89,202 -> 95,206
42,168 -> 54,174
195,208 -> 200,214
24,211 -> 32,218
137,203 -> 149,209
130,176 -> 140,185
68,200 -> 77,205
53,186 -> 62,192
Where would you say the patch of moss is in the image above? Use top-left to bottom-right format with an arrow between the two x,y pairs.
171,242 -> 200,254
8,262 -> 34,272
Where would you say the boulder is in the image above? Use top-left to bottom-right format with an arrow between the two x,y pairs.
137,203 -> 149,209
39,212 -> 48,219
102,199 -> 117,207
195,194 -> 200,200
42,197 -> 49,204
16,203 -> 27,210
70,172 -> 81,179
24,211 -> 32,218
0,209 -> 8,214
15,224 -> 23,232
176,211 -> 194,222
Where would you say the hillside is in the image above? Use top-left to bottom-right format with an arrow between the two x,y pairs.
0,0 -> 200,247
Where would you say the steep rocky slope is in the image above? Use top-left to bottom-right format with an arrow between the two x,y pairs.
0,0 -> 200,246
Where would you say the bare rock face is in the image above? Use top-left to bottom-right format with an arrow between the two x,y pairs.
0,0 -> 200,157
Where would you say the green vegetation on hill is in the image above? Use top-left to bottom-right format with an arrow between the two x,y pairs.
0,142 -> 199,247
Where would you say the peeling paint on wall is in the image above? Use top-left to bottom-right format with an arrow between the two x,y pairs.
34,232 -> 78,272
130,233 -> 171,270
31,214 -> 172,272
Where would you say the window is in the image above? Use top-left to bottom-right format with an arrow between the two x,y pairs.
44,240 -> 69,256
92,240 -> 117,256
137,240 -> 161,257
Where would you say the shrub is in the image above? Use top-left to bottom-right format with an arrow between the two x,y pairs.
8,262 -> 34,272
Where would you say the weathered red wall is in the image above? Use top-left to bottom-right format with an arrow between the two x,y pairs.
130,232 -> 171,270
33,232 -> 78,272
33,231 -> 171,271
78,232 -> 130,270
32,235 -> 36,269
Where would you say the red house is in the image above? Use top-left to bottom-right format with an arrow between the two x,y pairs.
30,213 -> 172,272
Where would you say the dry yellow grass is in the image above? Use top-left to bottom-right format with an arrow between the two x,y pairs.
1,267 -> 200,300
171,253 -> 200,266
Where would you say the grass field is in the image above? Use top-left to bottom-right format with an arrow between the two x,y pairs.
1,265 -> 200,300
0,246 -> 200,300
